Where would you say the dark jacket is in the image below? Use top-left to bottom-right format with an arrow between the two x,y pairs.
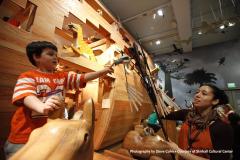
163,109 -> 234,160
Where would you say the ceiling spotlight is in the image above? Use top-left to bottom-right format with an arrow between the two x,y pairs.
155,40 -> 161,45
228,22 -> 235,27
198,31 -> 202,35
157,9 -> 163,16
219,25 -> 225,29
97,9 -> 103,16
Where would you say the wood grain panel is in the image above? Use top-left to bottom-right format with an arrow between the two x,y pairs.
0,1 -> 172,157
11,0 -> 27,8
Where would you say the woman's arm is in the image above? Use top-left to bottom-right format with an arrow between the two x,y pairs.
209,120 -> 234,160
228,112 -> 240,125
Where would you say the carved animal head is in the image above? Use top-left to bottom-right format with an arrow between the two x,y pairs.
10,99 -> 94,160
122,129 -> 172,160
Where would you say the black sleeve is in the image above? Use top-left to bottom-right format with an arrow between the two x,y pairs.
209,120 -> 234,160
228,112 -> 240,125
161,109 -> 189,121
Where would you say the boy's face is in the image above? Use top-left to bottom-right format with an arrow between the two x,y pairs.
35,48 -> 58,71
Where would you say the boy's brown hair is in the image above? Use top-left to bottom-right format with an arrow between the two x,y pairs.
26,41 -> 58,66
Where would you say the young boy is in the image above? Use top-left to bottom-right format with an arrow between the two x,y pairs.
4,41 -> 113,159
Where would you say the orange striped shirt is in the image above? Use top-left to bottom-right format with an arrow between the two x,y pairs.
8,70 -> 86,143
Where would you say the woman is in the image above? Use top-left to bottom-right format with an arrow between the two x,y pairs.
162,84 -> 234,160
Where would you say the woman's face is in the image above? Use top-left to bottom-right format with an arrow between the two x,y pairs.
193,85 -> 219,110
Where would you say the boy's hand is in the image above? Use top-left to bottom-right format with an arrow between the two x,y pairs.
104,64 -> 114,74
43,96 -> 65,115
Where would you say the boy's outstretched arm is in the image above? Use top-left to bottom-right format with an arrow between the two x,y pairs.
84,64 -> 114,82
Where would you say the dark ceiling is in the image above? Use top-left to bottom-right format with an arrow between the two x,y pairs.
99,0 -> 240,57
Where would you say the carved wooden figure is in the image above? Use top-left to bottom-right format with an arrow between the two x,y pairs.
120,125 -> 172,160
10,98 -> 95,160
63,22 -> 97,61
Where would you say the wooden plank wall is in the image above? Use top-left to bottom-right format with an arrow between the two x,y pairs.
0,45 -> 34,159
0,0 -> 149,148
0,0 -> 171,158
93,63 -> 153,150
